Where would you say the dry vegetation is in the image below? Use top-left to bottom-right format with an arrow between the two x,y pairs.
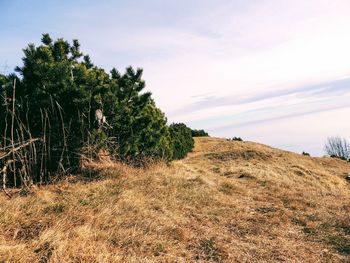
1,137 -> 350,262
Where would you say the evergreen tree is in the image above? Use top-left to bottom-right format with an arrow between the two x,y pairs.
4,34 -> 114,179
169,123 -> 194,160
1,33 -> 174,181
13,35 -> 94,176
108,67 -> 172,164
1,33 -> 207,185
191,129 -> 209,137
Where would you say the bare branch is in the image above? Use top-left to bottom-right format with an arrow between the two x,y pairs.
0,138 -> 40,160
324,136 -> 350,160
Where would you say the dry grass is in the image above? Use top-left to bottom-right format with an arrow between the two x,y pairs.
1,137 -> 350,262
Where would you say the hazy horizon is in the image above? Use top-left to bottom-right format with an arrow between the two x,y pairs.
1,0 -> 350,156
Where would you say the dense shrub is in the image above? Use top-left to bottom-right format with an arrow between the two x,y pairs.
12,36 -> 96,174
330,155 -> 348,161
106,67 -> 172,165
230,137 -> 243,141
0,34 -> 175,184
169,123 -> 194,160
191,129 -> 209,137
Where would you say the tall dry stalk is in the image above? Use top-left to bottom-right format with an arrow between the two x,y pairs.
0,81 -> 109,193
10,79 -> 16,186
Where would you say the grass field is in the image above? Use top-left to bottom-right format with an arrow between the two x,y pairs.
1,137 -> 350,262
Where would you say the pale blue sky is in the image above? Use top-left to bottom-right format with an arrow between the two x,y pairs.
1,0 -> 350,155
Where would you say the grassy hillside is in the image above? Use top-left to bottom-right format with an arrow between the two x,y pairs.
1,137 -> 350,262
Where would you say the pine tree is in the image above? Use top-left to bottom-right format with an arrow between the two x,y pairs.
12,34 -> 106,177
1,33 -> 201,185
108,67 -> 172,164
169,123 -> 194,159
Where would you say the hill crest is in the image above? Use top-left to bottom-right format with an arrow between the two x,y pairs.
1,137 -> 349,262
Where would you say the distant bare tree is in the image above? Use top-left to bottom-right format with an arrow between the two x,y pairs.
324,136 -> 350,160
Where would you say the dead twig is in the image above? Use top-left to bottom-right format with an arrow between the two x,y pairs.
11,79 -> 16,186
0,138 -> 40,160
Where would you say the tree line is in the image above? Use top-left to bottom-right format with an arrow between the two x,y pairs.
0,34 -> 209,187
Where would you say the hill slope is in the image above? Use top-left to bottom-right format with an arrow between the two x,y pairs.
1,137 -> 350,262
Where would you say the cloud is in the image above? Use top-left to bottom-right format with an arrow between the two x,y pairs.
211,104 -> 350,132
169,77 -> 350,118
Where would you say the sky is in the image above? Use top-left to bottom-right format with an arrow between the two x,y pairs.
1,0 -> 350,156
